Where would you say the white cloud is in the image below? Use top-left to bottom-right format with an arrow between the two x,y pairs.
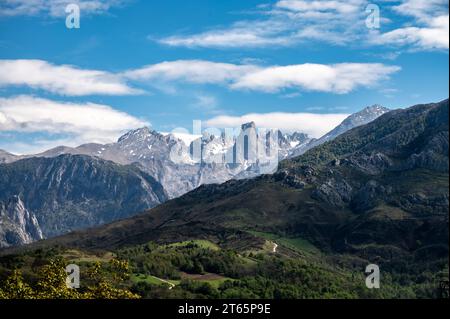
373,14 -> 449,50
159,20 -> 295,48
125,60 -> 400,94
371,0 -> 449,50
0,95 -> 149,154
0,59 -> 140,96
231,63 -> 400,93
392,0 -> 448,22
206,112 -> 350,138
0,59 -> 399,97
123,60 -> 258,84
275,0 -> 362,14
0,0 -> 127,17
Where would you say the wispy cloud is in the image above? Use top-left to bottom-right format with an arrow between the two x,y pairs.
0,59 -> 141,96
372,14 -> 449,50
156,0 -> 449,52
158,20 -> 296,48
0,95 -> 148,154
159,0 -> 367,48
0,0 -> 128,17
125,60 -> 400,94
191,94 -> 224,115
391,0 -> 448,21
206,112 -> 350,137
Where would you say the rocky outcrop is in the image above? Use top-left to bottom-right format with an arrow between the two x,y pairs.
311,178 -> 353,208
350,180 -> 392,213
0,196 -> 43,248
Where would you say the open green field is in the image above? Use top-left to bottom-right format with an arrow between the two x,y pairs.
248,230 -> 320,255
61,249 -> 115,263
131,272 -> 233,289
166,240 -> 220,251
131,273 -> 180,287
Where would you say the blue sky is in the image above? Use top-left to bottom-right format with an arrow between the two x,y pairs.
0,0 -> 448,154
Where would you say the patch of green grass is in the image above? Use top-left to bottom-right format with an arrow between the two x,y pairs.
167,240 -> 220,251
61,249 -> 114,263
131,273 -> 180,287
248,231 -> 320,255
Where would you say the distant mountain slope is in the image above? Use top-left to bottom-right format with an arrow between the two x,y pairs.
0,150 -> 17,164
0,154 -> 167,247
286,100 -> 447,170
318,104 -> 389,143
289,105 -> 390,158
25,100 -> 448,275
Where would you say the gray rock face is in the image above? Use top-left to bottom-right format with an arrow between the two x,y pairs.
0,154 -> 167,244
406,131 -> 449,172
350,180 -> 392,213
346,152 -> 393,175
0,196 -> 43,248
311,178 -> 353,208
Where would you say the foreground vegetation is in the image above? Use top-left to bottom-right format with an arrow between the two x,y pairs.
0,238 -> 447,299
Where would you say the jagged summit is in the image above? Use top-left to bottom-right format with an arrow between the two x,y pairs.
241,122 -> 256,131
117,127 -> 160,143
343,104 -> 390,126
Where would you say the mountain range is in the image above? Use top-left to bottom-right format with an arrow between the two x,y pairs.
0,104 -> 392,248
19,99 -> 447,276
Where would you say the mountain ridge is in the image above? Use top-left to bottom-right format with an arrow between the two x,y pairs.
0,154 -> 167,248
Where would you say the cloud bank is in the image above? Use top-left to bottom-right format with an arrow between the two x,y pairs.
0,95 -> 149,154
0,60 -> 140,96
1,59 -> 399,96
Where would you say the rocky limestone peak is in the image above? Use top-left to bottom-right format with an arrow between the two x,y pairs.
118,127 -> 161,143
241,122 -> 256,131
289,132 -> 310,143
344,104 -> 390,126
